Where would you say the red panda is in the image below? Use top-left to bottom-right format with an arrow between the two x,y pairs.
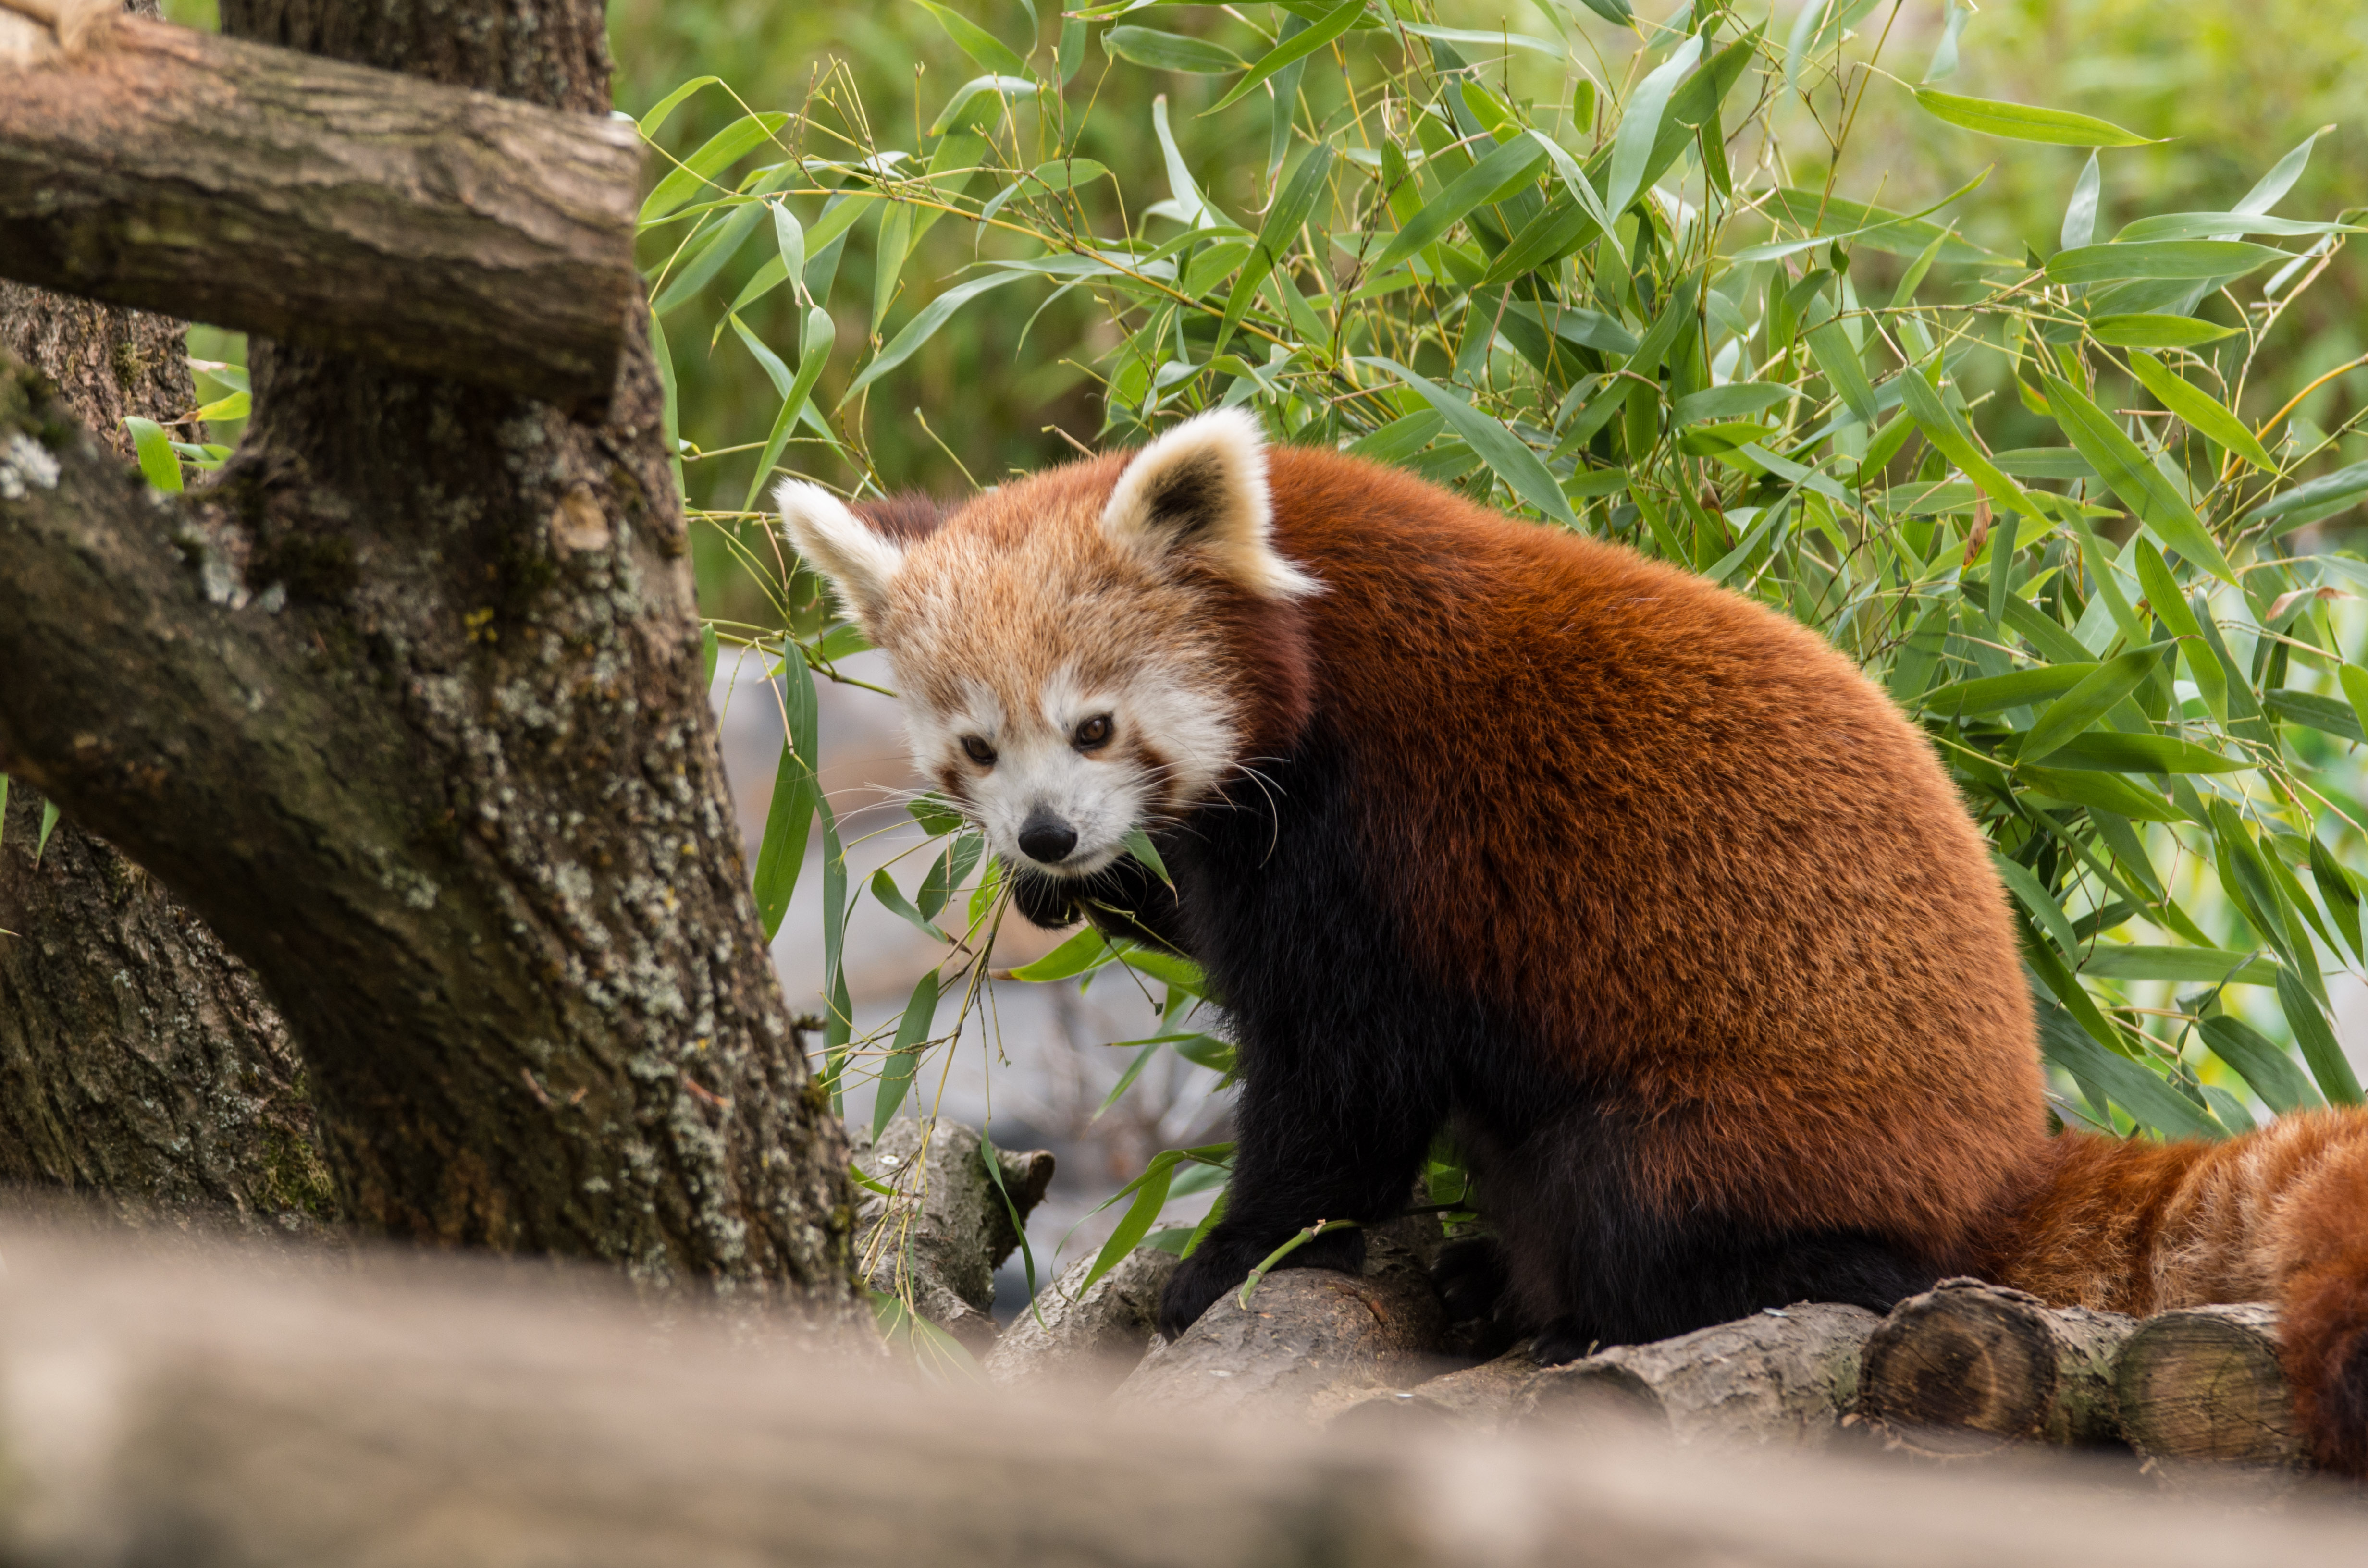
780,407 -> 2368,1472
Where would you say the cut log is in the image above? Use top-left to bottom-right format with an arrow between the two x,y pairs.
1859,1279 -> 2134,1458
852,1119 -> 1055,1353
0,12 -> 638,413
1113,1227 -> 1448,1422
2115,1303 -> 2306,1470
984,1245 -> 1177,1392
1522,1303 -> 1879,1449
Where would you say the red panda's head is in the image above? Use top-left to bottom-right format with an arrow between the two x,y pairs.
777,408 -> 1319,884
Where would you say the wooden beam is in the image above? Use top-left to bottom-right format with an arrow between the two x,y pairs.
0,13 -> 639,414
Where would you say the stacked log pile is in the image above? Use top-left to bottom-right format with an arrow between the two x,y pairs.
914,1125 -> 2315,1476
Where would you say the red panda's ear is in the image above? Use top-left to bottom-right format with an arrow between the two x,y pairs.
776,479 -> 907,632
1101,408 -> 1320,599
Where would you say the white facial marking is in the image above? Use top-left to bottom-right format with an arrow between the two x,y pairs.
912,664 -> 1239,877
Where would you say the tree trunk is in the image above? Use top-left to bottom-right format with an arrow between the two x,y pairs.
0,265 -> 335,1235
0,0 -> 858,1311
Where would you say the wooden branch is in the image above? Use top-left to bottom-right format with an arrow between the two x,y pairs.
0,13 -> 639,414
2116,1304 -> 2306,1470
12,1219 -> 2365,1568
1859,1280 -> 2134,1458
1524,1302 -> 1879,1449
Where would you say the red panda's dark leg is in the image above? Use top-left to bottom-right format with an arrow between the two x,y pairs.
1155,1041 -> 1440,1337
1469,1107 -> 1937,1361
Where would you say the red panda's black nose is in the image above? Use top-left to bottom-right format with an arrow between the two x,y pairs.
1018,810 -> 1078,865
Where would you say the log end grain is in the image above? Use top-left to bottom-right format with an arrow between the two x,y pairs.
1860,1279 -> 2134,1458
2115,1303 -> 2305,1471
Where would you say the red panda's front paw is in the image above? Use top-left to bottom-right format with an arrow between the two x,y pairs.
1157,1248 -> 1248,1338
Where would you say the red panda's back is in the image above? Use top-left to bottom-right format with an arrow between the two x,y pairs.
1264,447 -> 2047,1258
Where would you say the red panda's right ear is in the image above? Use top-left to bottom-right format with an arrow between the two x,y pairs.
776,479 -> 907,632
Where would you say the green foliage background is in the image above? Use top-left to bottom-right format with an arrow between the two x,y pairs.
619,0 -> 2368,1331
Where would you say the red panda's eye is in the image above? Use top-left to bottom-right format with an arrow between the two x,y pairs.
1073,715 -> 1112,751
962,736 -> 996,767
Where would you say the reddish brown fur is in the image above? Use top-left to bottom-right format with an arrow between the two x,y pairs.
1255,448 -> 2047,1257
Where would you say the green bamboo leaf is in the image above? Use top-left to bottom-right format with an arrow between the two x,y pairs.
1760,190 -> 2004,263
1206,0 -> 1362,114
1215,145 -> 1332,356
2017,644 -> 2167,764
2115,213 -> 2361,244
1122,826 -> 1172,887
2087,314 -> 2242,350
2060,152 -> 2100,251
2047,241 -> 2289,286
2036,1002 -> 2220,1139
1924,663 -> 2097,717
843,272 -> 1024,402
2279,967 -> 2363,1105
34,799 -> 60,865
1368,135 -> 1546,275
872,970 -> 943,1138
2342,664 -> 2368,743
752,654 -> 822,940
2308,835 -> 2366,966
1361,358 -> 1575,527
653,198 -> 769,317
918,834 -> 984,922
1671,384 -> 1791,425
2198,1015 -> 2323,1115
871,866 -> 956,944
1397,22 -> 1560,56
1896,371 -> 2048,531
1007,926 -> 1111,982
1993,851 -> 2081,956
913,0 -> 1031,74
637,75 -> 722,136
2015,766 -> 2182,822
1605,34 -> 1702,218
122,417 -> 182,494
2247,462 -> 2368,529
1080,1152 -> 1182,1289
2039,732 -> 2245,774
740,306 -> 836,509
2041,375 -> 2235,585
1804,320 -> 1876,425
1913,88 -> 2152,147
640,113 -> 790,224
2130,541 -> 2226,717
2080,946 -> 2279,985
1105,24 -> 1245,73
2124,352 -> 2273,474
928,75 -> 1038,135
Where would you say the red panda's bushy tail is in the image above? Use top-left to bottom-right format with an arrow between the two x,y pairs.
1972,1110 -> 2368,1474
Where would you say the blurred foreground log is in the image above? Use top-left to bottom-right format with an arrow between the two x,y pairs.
1859,1280 -> 2134,1458
0,11 -> 637,413
3,1213 -> 2364,1568
2116,1303 -> 2306,1470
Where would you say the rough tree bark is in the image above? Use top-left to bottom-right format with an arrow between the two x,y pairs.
0,0 -> 856,1311
0,265 -> 335,1235
0,13 -> 638,412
